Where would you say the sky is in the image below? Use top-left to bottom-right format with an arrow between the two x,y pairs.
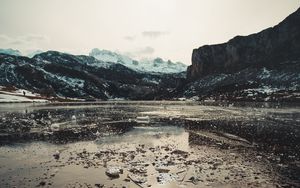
0,0 -> 299,65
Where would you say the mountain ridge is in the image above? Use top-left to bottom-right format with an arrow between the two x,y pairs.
0,51 -> 185,100
89,48 -> 187,74
182,7 -> 300,102
187,7 -> 300,80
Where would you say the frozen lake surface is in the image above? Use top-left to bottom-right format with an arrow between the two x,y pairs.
0,101 -> 299,187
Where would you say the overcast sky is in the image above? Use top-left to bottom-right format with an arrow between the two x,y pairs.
0,0 -> 299,64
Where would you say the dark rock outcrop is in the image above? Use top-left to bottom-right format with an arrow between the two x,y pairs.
182,8 -> 300,102
187,8 -> 300,80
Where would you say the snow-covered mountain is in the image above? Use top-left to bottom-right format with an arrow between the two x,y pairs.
0,48 -> 22,56
89,48 -> 187,74
27,50 -> 43,58
0,51 -> 185,100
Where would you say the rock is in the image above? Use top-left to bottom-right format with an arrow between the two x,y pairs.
155,166 -> 170,173
38,181 -> 46,186
184,8 -> 300,102
53,150 -> 60,160
124,178 -> 130,182
105,167 -> 123,178
157,173 -> 178,184
171,149 -> 189,158
187,8 -> 300,81
129,166 -> 147,174
95,183 -> 104,188
128,174 -> 147,184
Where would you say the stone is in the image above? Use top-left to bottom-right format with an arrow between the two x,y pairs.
38,181 -> 46,186
53,150 -> 60,160
155,166 -> 170,173
95,183 -> 104,188
105,167 -> 123,178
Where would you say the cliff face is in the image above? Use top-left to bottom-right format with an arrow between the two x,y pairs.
187,8 -> 300,81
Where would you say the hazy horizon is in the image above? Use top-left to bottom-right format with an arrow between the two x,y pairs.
0,0 -> 299,64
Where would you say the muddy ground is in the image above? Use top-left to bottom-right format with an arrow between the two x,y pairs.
0,101 -> 299,187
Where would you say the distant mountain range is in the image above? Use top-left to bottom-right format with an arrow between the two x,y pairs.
0,49 -> 22,56
89,48 -> 187,74
0,51 -> 185,100
0,48 -> 187,74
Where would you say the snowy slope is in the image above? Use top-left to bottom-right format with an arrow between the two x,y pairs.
89,48 -> 187,73
27,50 -> 43,58
0,86 -> 48,103
0,49 -> 22,56
0,94 -> 48,103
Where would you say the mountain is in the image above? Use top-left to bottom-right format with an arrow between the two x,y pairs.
183,8 -> 300,102
0,48 -> 22,56
89,48 -> 187,74
1,8 -> 299,102
27,50 -> 43,58
0,51 -> 185,100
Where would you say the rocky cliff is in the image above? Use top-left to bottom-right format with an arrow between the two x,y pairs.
187,8 -> 300,80
182,8 -> 300,102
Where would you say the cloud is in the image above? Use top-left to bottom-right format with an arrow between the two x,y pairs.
25,35 -> 49,42
0,35 -> 10,42
0,34 -> 49,52
0,34 -> 49,44
123,35 -> 136,41
142,31 -> 169,38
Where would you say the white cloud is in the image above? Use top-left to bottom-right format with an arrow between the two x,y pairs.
25,35 -> 49,42
0,34 -> 49,53
123,35 -> 136,41
142,31 -> 169,38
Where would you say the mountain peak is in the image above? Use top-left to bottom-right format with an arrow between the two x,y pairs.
0,48 -> 22,56
89,48 -> 187,73
188,7 -> 300,80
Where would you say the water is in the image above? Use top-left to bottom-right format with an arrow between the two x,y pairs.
0,101 -> 299,187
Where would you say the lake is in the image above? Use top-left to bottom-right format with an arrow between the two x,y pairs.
0,101 -> 299,187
